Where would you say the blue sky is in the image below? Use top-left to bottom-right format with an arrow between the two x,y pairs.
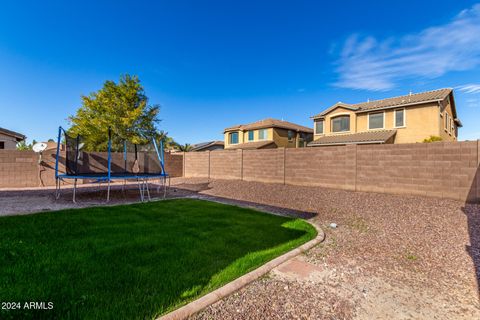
1,0 -> 479,144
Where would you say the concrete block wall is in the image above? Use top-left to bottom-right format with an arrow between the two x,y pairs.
210,150 -> 242,180
0,150 -> 183,188
183,141 -> 480,203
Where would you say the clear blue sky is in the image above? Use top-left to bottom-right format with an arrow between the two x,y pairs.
1,0 -> 480,144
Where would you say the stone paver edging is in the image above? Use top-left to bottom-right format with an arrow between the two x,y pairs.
157,219 -> 325,320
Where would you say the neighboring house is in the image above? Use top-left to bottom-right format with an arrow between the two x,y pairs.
224,118 -> 313,149
191,141 -> 224,152
309,88 -> 462,147
0,127 -> 26,150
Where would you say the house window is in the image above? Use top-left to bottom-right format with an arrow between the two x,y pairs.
368,112 -> 384,129
248,130 -> 254,141
331,115 -> 350,132
287,130 -> 294,141
229,132 -> 239,144
445,112 -> 449,131
315,120 -> 324,134
258,129 -> 267,140
0,141 -> 4,149
394,109 -> 405,127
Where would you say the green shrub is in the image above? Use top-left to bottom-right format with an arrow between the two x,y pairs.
422,135 -> 443,143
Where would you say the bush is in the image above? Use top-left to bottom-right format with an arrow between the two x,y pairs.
422,136 -> 443,143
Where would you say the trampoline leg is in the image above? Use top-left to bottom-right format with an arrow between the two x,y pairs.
73,178 -> 77,203
107,179 -> 111,202
145,179 -> 151,201
55,178 -> 60,200
163,176 -> 167,199
137,179 -> 144,202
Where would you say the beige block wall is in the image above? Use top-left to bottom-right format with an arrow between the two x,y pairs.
183,141 -> 479,203
210,150 -> 242,179
242,148 -> 285,183
0,151 -> 183,188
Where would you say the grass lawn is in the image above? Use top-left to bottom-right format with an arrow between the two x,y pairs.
0,199 -> 316,320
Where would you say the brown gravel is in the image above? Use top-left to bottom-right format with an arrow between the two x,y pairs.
169,178 -> 480,320
1,178 -> 479,319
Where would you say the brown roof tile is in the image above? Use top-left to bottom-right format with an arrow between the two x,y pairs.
313,88 -> 452,118
308,130 -> 397,146
227,140 -> 276,150
225,118 -> 313,133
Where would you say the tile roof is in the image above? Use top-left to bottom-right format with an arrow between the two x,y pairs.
227,140 -> 276,150
190,141 -> 224,151
308,130 -> 397,146
313,88 -> 452,118
225,118 -> 313,133
0,127 -> 26,141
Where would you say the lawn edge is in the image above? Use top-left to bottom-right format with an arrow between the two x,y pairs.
157,219 -> 325,320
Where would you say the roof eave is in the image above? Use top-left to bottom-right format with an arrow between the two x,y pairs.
354,98 -> 445,113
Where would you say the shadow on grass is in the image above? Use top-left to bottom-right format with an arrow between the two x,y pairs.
0,198 -> 315,319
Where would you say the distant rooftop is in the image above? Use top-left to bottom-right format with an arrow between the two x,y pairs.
224,118 -> 313,133
0,127 -> 26,141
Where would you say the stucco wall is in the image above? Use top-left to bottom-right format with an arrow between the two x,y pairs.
313,102 -> 457,144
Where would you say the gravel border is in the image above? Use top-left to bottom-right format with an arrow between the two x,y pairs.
157,214 -> 325,320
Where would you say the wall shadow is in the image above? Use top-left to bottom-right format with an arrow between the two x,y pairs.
463,166 -> 480,300
170,182 -> 316,219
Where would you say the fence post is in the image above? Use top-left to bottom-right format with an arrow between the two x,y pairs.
240,149 -> 243,181
183,152 -> 186,177
283,147 -> 286,185
477,140 -> 480,202
208,151 -> 211,180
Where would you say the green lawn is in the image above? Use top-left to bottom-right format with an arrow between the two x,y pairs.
0,199 -> 316,320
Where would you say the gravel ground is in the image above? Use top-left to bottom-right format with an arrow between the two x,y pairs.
169,178 -> 480,320
1,178 -> 479,319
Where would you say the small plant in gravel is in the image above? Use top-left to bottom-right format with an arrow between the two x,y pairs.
404,251 -> 420,261
347,215 -> 369,233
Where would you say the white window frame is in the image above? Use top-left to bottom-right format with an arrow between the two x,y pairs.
314,120 -> 324,135
367,111 -> 385,130
393,108 -> 406,128
258,129 -> 268,140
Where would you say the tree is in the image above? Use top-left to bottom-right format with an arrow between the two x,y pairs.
176,143 -> 193,152
16,139 -> 37,150
68,75 -> 160,151
422,136 -> 443,143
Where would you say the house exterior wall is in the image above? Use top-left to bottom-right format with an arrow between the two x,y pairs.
225,127 -> 310,149
438,96 -> 457,142
313,100 -> 458,144
0,133 -> 19,150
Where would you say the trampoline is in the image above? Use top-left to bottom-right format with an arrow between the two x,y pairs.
54,126 -> 169,202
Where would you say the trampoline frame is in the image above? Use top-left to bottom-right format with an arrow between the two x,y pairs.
54,126 -> 170,203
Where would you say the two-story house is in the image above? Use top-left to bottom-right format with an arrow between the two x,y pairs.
224,118 -> 313,149
308,88 -> 461,146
